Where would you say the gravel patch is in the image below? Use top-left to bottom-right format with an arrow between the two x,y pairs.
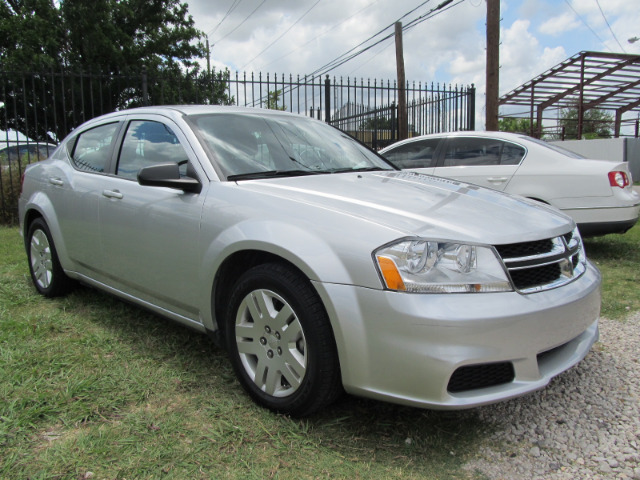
463,312 -> 640,479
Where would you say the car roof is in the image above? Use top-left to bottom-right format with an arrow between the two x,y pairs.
379,130 -> 531,152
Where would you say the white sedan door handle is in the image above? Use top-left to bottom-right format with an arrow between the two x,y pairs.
49,177 -> 64,186
487,177 -> 508,184
102,189 -> 123,199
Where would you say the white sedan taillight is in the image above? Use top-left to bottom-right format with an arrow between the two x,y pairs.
608,171 -> 630,188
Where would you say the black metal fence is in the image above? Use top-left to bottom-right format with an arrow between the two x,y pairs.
0,67 -> 475,224
228,72 -> 475,150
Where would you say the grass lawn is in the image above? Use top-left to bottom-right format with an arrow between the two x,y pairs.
1,223 -> 638,479
584,223 -> 640,318
0,227 -> 483,480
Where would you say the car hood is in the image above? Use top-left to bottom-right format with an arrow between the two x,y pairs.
235,171 -> 572,245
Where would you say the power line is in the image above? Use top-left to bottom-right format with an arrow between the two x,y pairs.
207,0 -> 242,38
212,0 -> 267,45
308,0 -> 460,78
594,0 -> 626,53
563,0 -> 611,52
307,0 -> 436,78
259,0 -> 380,70
240,0 -> 323,71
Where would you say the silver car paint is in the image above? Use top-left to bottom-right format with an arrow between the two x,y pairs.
19,106 -> 601,409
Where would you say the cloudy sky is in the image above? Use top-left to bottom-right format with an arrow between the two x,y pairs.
187,0 -> 640,128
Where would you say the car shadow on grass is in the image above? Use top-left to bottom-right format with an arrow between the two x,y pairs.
54,284 -> 490,478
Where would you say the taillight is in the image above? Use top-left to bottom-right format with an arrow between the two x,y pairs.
608,171 -> 629,188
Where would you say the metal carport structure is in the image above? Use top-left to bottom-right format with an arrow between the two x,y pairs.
499,51 -> 640,139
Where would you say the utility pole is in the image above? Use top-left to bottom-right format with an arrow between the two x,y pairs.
395,22 -> 408,140
206,38 -> 211,75
485,0 -> 500,131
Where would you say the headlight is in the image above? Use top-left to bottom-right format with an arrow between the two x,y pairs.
374,239 -> 513,293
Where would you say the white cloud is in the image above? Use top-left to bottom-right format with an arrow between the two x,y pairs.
185,0 -> 640,130
539,11 -> 580,36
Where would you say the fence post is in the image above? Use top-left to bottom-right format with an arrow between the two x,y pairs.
391,102 -> 397,143
142,65 -> 149,106
324,75 -> 331,123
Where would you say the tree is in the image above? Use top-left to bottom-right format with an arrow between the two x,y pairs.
1,0 -> 203,73
0,0 -> 232,144
559,107 -> 613,139
266,90 -> 287,111
360,116 -> 393,130
498,117 -> 538,135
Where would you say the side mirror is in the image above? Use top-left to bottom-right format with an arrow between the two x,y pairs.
137,162 -> 202,193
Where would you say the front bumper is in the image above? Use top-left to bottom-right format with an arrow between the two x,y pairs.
314,262 -> 601,409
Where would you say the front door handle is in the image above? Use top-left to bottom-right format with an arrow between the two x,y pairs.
102,189 -> 123,199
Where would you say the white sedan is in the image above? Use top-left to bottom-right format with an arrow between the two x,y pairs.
380,131 -> 640,236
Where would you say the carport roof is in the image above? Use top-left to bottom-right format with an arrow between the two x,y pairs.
499,51 -> 640,135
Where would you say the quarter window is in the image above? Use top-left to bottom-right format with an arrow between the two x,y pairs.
117,121 -> 189,180
383,139 -> 440,169
71,123 -> 119,173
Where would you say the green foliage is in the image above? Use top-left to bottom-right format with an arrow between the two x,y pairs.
0,0 -> 232,144
559,107 -> 613,139
360,116 -> 393,130
498,117 -> 537,135
266,90 -> 287,110
1,0 -> 203,73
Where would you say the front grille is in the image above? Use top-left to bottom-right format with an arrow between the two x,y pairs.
448,362 -> 515,393
494,239 -> 554,258
509,263 -> 562,290
494,229 -> 586,293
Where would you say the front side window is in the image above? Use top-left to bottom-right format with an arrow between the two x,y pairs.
71,123 -> 119,173
383,139 -> 440,169
117,121 -> 189,180
443,138 -> 525,167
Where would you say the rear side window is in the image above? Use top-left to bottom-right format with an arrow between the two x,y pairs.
71,123 -> 119,173
117,121 -> 189,180
383,139 -> 440,169
443,138 -> 525,166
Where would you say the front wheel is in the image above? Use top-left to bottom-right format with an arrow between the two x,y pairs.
26,218 -> 74,297
225,263 -> 342,416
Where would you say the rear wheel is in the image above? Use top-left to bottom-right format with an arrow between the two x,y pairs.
26,218 -> 74,297
225,263 -> 342,416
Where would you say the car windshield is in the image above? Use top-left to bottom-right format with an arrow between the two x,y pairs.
519,136 -> 586,159
188,112 -> 394,179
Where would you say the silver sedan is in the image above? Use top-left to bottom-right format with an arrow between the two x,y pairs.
19,106 -> 601,416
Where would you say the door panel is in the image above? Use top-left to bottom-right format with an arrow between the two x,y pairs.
98,118 -> 204,318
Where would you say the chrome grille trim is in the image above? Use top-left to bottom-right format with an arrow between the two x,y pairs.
494,228 -> 586,294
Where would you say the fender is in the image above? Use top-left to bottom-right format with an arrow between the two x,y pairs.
198,218 -> 371,330
22,192 -> 75,274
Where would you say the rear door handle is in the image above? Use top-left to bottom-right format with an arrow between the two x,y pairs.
49,177 -> 64,186
102,189 -> 123,199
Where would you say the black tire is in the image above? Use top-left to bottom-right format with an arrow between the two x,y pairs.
26,218 -> 74,297
225,263 -> 342,416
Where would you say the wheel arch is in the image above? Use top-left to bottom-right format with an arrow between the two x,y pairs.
21,197 -> 71,269
210,249 -> 333,343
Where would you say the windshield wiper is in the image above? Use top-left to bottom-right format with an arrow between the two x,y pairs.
329,166 -> 391,174
227,170 -> 322,181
